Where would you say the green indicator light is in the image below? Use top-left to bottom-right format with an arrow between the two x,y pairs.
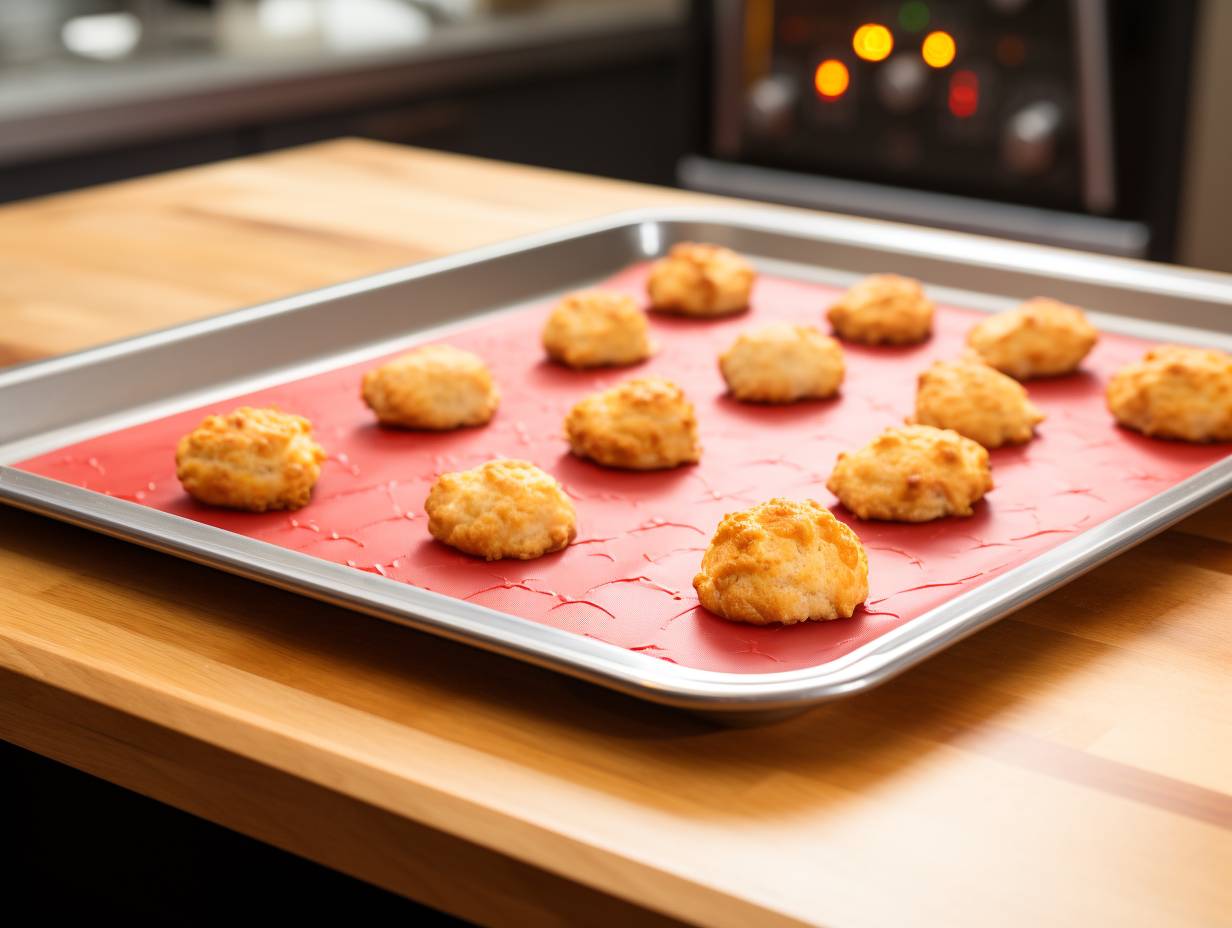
899,1 -> 930,33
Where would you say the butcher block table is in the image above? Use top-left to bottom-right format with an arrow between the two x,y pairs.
1,139 -> 1229,928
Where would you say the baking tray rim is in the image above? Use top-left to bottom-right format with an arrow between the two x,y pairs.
3,203 -> 1232,394
3,458 -> 1229,712
2,205 -> 1230,713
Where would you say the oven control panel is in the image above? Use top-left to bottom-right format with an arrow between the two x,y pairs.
715,0 -> 1111,214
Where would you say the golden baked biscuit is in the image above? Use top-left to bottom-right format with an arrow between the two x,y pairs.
362,344 -> 499,430
541,290 -> 655,369
1106,345 -> 1232,442
827,273 -> 934,345
693,498 -> 869,625
827,424 -> 992,522
646,242 -> 755,317
719,322 -> 845,403
425,459 -> 577,560
565,377 -> 701,470
175,406 -> 326,512
913,357 -> 1044,448
967,297 -> 1099,379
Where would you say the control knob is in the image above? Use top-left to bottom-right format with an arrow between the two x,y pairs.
1002,100 -> 1062,175
746,74 -> 797,137
877,54 -> 929,113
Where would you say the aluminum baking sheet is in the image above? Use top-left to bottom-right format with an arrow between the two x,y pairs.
2,207 -> 1230,714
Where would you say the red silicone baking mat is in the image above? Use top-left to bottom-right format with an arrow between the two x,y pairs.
17,263 -> 1229,674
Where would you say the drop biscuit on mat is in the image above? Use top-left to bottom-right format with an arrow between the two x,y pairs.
967,297 -> 1098,379
826,273 -> 934,345
827,424 -> 992,522
175,406 -> 326,512
913,357 -> 1044,448
565,376 -> 701,470
362,344 -> 499,430
542,289 -> 655,369
425,458 -> 577,561
1106,345 -> 1232,442
693,498 -> 869,625
646,242 -> 755,317
719,322 -> 845,403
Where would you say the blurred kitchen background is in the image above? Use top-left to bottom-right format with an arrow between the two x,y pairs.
2,0 -> 1229,270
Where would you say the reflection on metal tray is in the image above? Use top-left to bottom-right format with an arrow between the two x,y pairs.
1,207 -> 1230,716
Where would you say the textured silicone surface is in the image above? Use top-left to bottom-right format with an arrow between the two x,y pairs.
19,264 -> 1228,673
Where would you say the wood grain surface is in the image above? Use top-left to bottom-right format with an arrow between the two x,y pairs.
1,140 -> 1229,928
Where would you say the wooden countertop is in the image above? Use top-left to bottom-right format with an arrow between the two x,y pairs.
1,139 -> 1229,928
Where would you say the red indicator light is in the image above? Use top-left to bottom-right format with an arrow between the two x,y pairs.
948,69 -> 979,117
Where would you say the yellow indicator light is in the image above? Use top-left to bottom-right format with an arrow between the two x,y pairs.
922,30 -> 957,68
814,59 -> 851,99
852,23 -> 894,62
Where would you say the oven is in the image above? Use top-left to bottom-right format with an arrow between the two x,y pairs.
682,0 -> 1200,261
